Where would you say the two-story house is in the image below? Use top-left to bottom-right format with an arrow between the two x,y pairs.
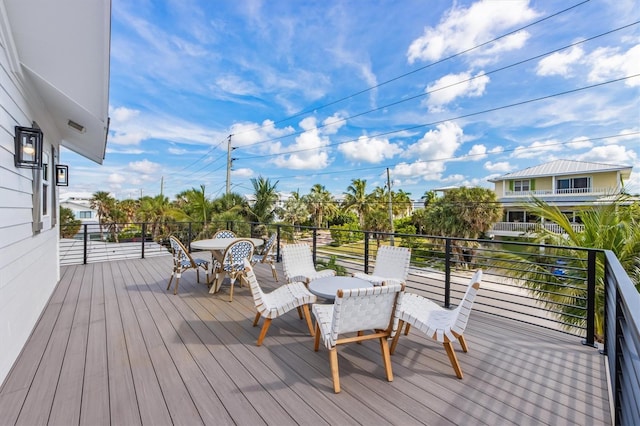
488,160 -> 633,237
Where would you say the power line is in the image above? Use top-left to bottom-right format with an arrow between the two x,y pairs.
236,74 -> 639,162
237,20 -> 639,149
226,1 -> 591,139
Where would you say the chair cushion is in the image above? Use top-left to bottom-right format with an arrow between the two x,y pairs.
259,282 -> 317,319
312,304 -> 335,349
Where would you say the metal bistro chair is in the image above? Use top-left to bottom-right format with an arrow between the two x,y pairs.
251,233 -> 278,281
390,270 -> 482,379
281,243 -> 335,285
243,259 -> 317,346
312,283 -> 405,393
167,235 -> 210,295
353,245 -> 411,286
212,239 -> 255,302
213,229 -> 236,239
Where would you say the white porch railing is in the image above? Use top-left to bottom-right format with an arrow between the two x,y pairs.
502,186 -> 616,197
491,222 -> 585,234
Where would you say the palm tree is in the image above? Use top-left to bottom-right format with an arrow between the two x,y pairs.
342,179 -> 369,227
393,189 -> 413,218
176,185 -> 211,225
90,191 -> 114,240
138,194 -> 187,239
304,184 -> 337,228
248,177 -> 279,225
493,196 -> 640,342
282,190 -> 308,227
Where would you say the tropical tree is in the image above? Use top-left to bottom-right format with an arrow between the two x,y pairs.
304,184 -> 337,228
248,176 -> 279,225
138,194 -> 187,239
118,198 -> 139,223
282,190 -> 308,227
59,207 -> 81,238
364,209 -> 392,247
493,196 -> 640,342
176,185 -> 211,225
90,191 -> 115,240
342,178 -> 369,227
392,189 -> 413,218
422,187 -> 501,238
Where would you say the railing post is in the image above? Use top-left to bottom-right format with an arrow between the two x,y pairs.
83,224 -> 88,265
444,238 -> 451,308
312,227 -> 317,264
141,223 -> 146,259
364,232 -> 370,274
276,225 -> 281,262
188,222 -> 193,251
582,249 -> 597,347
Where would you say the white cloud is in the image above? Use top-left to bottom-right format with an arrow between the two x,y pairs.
231,168 -> 253,177
566,136 -> 593,150
406,0 -> 539,63
168,147 -> 188,155
587,44 -> 640,87
322,113 -> 347,135
536,45 -> 584,77
405,121 -> 464,160
127,159 -> 160,174
467,144 -> 487,160
272,117 -> 331,170
338,135 -> 403,163
107,173 -> 126,184
576,144 -> 638,165
512,139 -> 563,159
392,161 -> 445,181
216,74 -> 260,96
484,161 -> 511,172
426,71 -> 490,111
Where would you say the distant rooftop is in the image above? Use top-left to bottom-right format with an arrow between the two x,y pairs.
489,160 -> 632,182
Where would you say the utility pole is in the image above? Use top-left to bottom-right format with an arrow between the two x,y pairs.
160,176 -> 164,196
226,135 -> 232,195
387,168 -> 394,246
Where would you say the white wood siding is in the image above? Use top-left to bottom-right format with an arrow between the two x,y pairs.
0,16 -> 60,384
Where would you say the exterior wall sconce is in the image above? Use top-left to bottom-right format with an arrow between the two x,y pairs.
14,126 -> 43,168
55,165 -> 69,186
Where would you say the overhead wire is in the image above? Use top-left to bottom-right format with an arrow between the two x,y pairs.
226,0 -> 592,139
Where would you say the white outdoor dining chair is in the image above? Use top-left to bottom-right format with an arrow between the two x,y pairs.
213,229 -> 236,238
353,245 -> 411,286
312,282 -> 405,393
390,270 -> 482,379
250,233 -> 278,281
243,259 -> 317,346
167,235 -> 210,295
212,239 -> 255,301
281,243 -> 335,285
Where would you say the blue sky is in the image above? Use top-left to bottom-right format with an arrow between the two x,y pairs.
61,0 -> 640,201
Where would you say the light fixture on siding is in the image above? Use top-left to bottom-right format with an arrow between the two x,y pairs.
14,126 -> 43,168
55,165 -> 69,186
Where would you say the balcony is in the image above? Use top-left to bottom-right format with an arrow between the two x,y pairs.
491,221 -> 585,237
0,254 -> 614,425
502,186 -> 615,197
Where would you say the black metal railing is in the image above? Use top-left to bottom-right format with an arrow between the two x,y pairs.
603,251 -> 640,426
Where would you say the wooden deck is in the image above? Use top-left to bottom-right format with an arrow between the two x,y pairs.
0,255 -> 611,425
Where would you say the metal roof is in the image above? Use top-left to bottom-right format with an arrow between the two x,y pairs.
489,160 -> 632,182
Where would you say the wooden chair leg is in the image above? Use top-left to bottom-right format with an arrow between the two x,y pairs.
296,306 -> 303,319
256,318 -> 272,346
443,341 -> 464,379
389,320 -> 404,355
458,334 -> 469,352
167,273 -> 174,291
228,276 -> 235,302
196,269 -> 200,283
253,312 -> 261,327
329,348 -> 340,393
302,304 -> 314,337
173,277 -> 180,295
380,337 -> 393,382
270,263 -> 278,282
314,322 -> 321,351
404,323 -> 411,336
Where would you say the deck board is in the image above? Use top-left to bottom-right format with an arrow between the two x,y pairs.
0,255 -> 611,425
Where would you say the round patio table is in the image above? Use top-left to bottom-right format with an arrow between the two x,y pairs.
308,276 -> 372,301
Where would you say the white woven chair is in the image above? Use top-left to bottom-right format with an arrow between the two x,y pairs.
390,270 -> 482,379
167,235 -> 210,295
243,259 -> 317,346
312,283 -> 405,393
213,229 -> 236,238
281,243 -> 336,285
211,239 -> 255,301
250,233 -> 278,281
353,245 -> 411,286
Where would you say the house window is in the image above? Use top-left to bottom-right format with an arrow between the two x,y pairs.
557,177 -> 591,192
507,211 -> 525,222
79,211 -> 92,219
513,180 -> 530,192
